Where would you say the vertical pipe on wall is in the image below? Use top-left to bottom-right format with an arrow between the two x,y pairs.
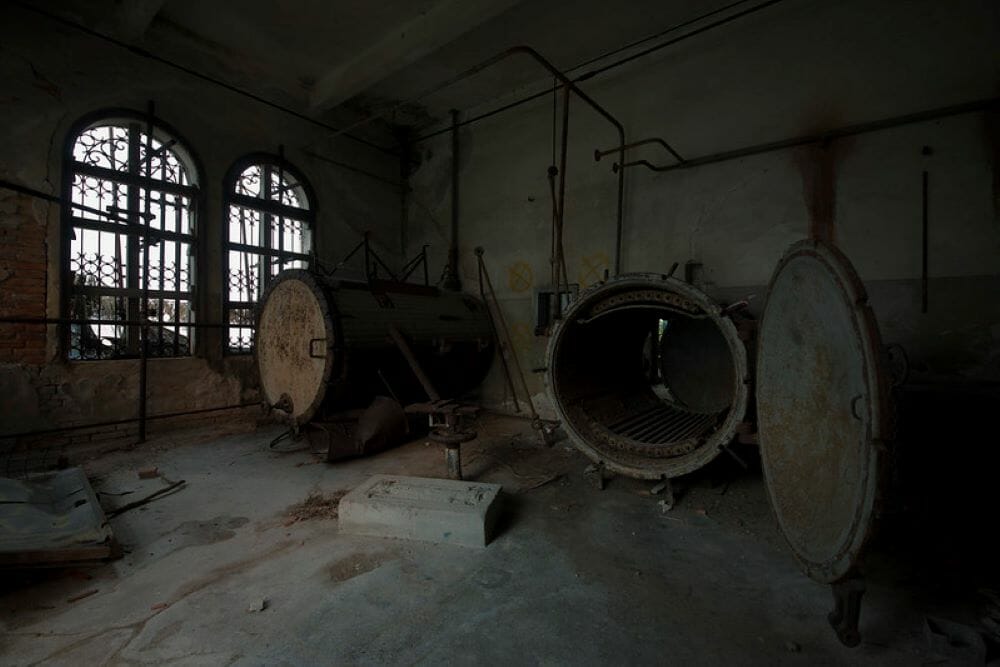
614,137 -> 625,276
138,100 -> 155,443
921,169 -> 929,314
398,127 -> 412,261
553,86 -> 571,320
442,110 -> 462,290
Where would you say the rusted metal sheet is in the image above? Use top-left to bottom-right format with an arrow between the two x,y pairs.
756,239 -> 890,584
256,270 -> 493,426
0,467 -> 117,567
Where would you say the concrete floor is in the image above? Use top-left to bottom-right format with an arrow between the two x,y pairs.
0,416 -> 943,664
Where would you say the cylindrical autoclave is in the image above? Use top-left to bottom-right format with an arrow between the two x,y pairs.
255,270 -> 493,426
546,273 -> 751,479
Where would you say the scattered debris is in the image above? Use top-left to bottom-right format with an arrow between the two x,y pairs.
650,479 -> 670,496
105,479 -> 187,520
283,490 -> 347,525
550,502 -> 580,513
137,467 -> 159,480
520,474 -> 562,492
97,489 -> 134,497
246,598 -> 269,613
784,641 -> 801,653
67,588 -> 98,603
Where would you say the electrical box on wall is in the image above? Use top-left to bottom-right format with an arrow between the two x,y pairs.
534,284 -> 579,335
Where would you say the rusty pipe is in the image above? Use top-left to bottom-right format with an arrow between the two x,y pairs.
595,137 -> 685,165
613,97 -> 1000,175
553,85 -> 571,318
326,46 -> 628,276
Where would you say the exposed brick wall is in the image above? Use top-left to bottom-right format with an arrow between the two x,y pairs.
0,190 -> 47,365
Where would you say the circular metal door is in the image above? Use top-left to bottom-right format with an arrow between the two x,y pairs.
757,240 -> 889,583
256,270 -> 336,425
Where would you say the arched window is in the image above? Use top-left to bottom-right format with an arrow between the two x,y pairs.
63,113 -> 199,359
223,155 -> 315,353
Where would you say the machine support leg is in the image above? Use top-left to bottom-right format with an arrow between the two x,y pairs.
445,444 -> 462,480
828,576 -> 866,647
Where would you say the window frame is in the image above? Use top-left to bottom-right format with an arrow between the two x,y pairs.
222,153 -> 317,355
60,109 -> 203,361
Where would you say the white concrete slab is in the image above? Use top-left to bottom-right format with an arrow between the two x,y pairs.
338,474 -> 502,548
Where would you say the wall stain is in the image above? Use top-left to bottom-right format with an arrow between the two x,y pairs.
793,118 -> 853,243
579,252 -> 609,288
507,261 -> 533,293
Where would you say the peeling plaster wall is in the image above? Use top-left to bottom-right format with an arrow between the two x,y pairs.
406,0 -> 1000,409
0,9 -> 401,440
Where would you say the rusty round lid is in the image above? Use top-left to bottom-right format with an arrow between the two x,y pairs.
256,270 -> 336,425
756,240 -> 889,583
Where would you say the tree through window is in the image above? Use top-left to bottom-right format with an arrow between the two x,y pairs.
224,155 -> 314,353
64,114 -> 199,360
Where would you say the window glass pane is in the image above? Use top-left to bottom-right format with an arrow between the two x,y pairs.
235,165 -> 262,197
138,133 -> 189,186
227,249 -> 262,304
72,125 -> 130,172
224,158 -> 313,353
227,307 -> 255,353
70,174 -> 129,224
67,120 -> 197,360
228,204 -> 262,245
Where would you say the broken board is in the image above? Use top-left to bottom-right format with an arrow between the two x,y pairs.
0,467 -> 117,567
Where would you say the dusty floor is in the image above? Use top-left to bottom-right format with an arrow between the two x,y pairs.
0,414 -> 977,665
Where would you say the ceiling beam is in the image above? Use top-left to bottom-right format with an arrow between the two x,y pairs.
98,0 -> 168,42
308,0 -> 522,113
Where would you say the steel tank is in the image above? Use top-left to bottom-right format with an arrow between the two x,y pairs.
545,273 -> 752,480
255,270 -> 493,426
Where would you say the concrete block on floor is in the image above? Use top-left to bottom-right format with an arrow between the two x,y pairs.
338,474 -> 502,548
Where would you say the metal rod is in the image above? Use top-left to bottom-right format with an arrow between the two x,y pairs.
615,97 -> 999,174
608,404 -> 662,431
10,1 -> 397,157
323,47 -> 628,275
595,137 -> 685,164
624,410 -> 674,439
477,247 -> 538,420
412,0 -> 785,144
444,109 -> 462,290
302,150 -> 402,189
922,169 -> 929,314
0,179 -> 131,224
0,316 -> 230,328
614,137 -> 626,275
477,251 -> 520,412
445,445 -> 462,480
548,166 -> 559,297
137,101 -> 154,443
388,325 -> 441,402
553,86 -> 571,316
0,402 -> 259,441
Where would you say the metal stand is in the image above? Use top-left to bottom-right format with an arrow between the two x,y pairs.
444,445 -> 462,480
407,400 -> 478,480
828,576 -> 866,647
